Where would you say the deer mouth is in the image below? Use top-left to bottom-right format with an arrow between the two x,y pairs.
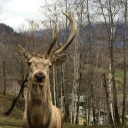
33,81 -> 45,86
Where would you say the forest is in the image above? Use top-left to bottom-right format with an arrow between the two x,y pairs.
0,0 -> 128,127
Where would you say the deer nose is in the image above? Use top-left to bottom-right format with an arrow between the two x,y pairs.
35,72 -> 45,82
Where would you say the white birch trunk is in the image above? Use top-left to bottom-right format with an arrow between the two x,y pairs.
108,63 -> 114,122
71,51 -> 78,123
86,108 -> 89,124
98,78 -> 102,125
71,56 -> 76,123
60,69 -> 63,112
60,64 -> 65,113
53,66 -> 56,106
72,41 -> 80,124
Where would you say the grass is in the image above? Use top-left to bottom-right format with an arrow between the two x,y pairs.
0,126 -> 20,128
0,116 -> 127,128
114,69 -> 128,81
0,115 -> 22,127
63,123 -> 85,128
0,92 -> 23,128
0,92 -> 128,128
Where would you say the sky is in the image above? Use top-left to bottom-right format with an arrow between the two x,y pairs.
0,0 -> 43,30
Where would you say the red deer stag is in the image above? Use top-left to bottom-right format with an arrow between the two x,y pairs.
17,11 -> 77,128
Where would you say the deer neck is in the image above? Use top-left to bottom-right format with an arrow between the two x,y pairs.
27,77 -> 52,104
26,77 -> 53,127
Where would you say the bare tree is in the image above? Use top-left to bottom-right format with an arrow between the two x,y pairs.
95,0 -> 121,125
4,74 -> 28,115
102,73 -> 113,125
0,43 -> 8,94
122,0 -> 127,125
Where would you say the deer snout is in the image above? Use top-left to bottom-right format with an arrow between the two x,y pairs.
35,72 -> 45,82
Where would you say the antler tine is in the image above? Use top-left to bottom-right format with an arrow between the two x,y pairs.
52,11 -> 77,55
47,24 -> 59,55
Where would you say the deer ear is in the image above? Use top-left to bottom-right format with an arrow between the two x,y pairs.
17,45 -> 31,62
52,54 -> 67,65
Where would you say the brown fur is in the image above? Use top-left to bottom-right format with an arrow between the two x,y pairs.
18,54 -> 63,128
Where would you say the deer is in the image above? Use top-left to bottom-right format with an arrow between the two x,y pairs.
17,11 -> 77,128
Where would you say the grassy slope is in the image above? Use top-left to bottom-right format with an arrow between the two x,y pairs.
0,92 -> 23,127
0,93 -> 127,128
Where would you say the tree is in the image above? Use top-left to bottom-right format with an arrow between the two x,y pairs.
102,73 -> 113,125
75,53 -> 83,124
0,44 -> 8,95
122,0 -> 127,125
86,0 -> 96,125
95,0 -> 121,125
4,74 -> 28,115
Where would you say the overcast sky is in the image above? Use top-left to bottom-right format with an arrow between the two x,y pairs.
0,0 -> 43,30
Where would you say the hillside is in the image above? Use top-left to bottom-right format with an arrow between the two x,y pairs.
0,22 -> 127,47
0,24 -> 14,34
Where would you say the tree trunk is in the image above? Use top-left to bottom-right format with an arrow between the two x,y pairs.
55,67 -> 59,107
53,65 -> 56,106
110,36 -> 120,125
102,73 -> 113,125
60,64 -> 64,113
64,0 -> 70,123
86,0 -> 95,125
86,94 -> 91,125
76,54 -> 83,124
122,0 -> 127,125
108,0 -> 121,125
4,74 -> 28,115
61,63 -> 67,119
108,63 -> 114,123
71,47 -> 79,124
3,61 -> 6,95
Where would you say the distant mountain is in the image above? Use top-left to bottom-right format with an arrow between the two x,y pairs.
0,22 -> 128,47
0,23 -> 14,34
0,23 -> 21,45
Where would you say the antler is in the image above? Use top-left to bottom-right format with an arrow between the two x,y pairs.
53,11 -> 77,55
47,24 -> 59,55
47,11 -> 77,56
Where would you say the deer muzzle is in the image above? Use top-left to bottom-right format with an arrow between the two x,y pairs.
34,72 -> 45,83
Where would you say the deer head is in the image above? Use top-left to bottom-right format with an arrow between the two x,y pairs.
17,11 -> 77,86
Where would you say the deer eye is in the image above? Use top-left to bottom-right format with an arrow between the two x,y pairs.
44,56 -> 47,59
27,62 -> 31,66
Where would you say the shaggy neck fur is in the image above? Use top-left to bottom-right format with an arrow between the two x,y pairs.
27,76 -> 52,101
26,76 -> 52,128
